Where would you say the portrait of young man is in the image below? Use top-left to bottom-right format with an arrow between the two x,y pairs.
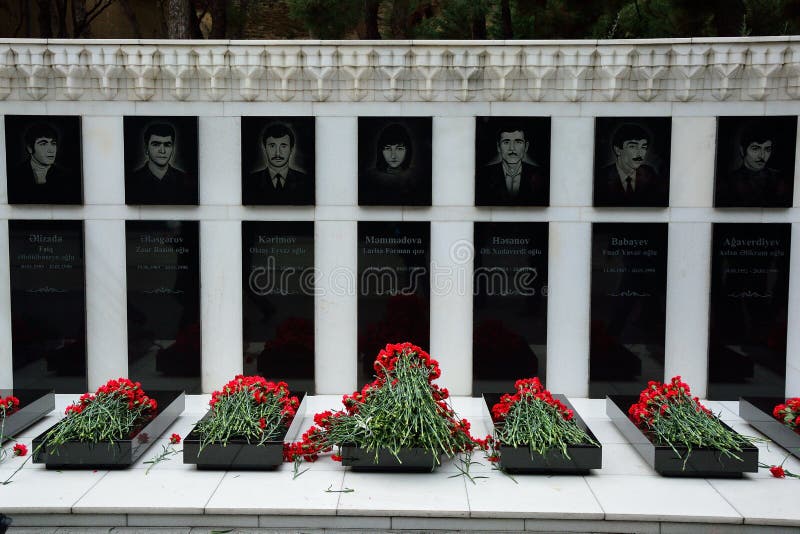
475,117 -> 550,207
4,115 -> 83,205
124,116 -> 198,205
241,117 -> 315,205
593,117 -> 671,208
714,116 -> 797,208
358,117 -> 432,206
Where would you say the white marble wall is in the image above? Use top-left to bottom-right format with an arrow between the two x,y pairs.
0,71 -> 798,397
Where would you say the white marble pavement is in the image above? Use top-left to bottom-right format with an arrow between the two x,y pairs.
0,395 -> 799,533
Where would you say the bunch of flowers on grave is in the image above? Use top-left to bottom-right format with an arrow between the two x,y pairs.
628,376 -> 752,463
194,375 -> 300,449
487,377 -> 597,461
0,395 -> 23,463
772,397 -> 800,435
285,342 -> 479,465
40,378 -> 157,452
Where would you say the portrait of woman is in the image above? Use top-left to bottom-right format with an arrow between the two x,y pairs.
358,117 -> 432,206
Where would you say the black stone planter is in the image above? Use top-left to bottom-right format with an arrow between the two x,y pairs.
484,393 -> 602,474
183,392 -> 307,470
0,389 -> 54,442
340,445 -> 443,472
606,395 -> 759,477
739,397 -> 800,459
32,390 -> 185,469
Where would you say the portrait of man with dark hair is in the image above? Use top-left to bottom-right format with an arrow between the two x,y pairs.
4,115 -> 83,205
593,118 -> 671,208
475,117 -> 550,206
241,117 -> 315,205
358,117 -> 432,206
124,116 -> 198,205
714,116 -> 797,208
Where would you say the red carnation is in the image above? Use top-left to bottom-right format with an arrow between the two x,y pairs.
169,433 -> 181,445
770,465 -> 786,478
12,443 -> 27,456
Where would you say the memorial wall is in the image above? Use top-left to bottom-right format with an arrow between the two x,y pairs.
0,38 -> 798,399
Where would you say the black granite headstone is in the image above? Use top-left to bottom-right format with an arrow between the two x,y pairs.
473,222 -> 548,394
9,220 -> 86,392
243,221 -> 315,392
709,223 -> 790,399
4,116 -> 83,205
590,223 -> 668,397
126,221 -> 200,393
357,221 -> 430,385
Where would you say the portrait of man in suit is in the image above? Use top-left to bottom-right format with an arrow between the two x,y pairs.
124,117 -> 198,205
242,118 -> 315,205
714,116 -> 796,208
475,117 -> 550,207
5,116 -> 83,205
594,119 -> 671,208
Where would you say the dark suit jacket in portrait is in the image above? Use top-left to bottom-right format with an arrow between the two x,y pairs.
126,164 -> 197,205
594,163 -> 668,207
715,166 -> 792,208
476,162 -> 548,206
243,167 -> 312,205
8,160 -> 81,204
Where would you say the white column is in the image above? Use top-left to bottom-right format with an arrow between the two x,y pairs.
85,220 -> 129,389
0,223 -> 11,388
432,117 -> 474,206
316,117 -> 357,206
315,220 -> 357,394
785,223 -> 800,397
546,222 -> 591,396
200,220 -> 242,392
664,222 -> 712,397
550,117 -> 594,207
430,221 -> 473,395
83,116 -> 125,205
669,117 -> 716,207
199,116 -> 240,205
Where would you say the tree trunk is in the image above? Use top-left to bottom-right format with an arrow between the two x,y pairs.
71,0 -> 92,37
120,0 -> 142,38
166,0 -> 191,39
36,0 -> 53,38
500,0 -> 512,38
364,0 -> 380,39
54,0 -> 68,37
471,9 -> 487,39
234,0 -> 249,38
209,0 -> 227,39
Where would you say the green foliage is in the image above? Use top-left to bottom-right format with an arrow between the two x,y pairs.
285,0 -> 362,38
413,0 -> 489,39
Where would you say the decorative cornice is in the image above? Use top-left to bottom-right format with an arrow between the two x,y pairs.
0,37 -> 799,103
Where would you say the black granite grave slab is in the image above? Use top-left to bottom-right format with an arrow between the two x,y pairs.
590,223 -> 668,398
9,220 -> 86,393
242,221 -> 315,393
357,221 -> 430,386
709,224 -> 790,400
473,222 -> 548,395
126,221 -> 201,393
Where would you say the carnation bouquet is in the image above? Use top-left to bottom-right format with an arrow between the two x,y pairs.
628,376 -> 753,465
183,375 -> 302,469
32,378 -> 184,470
40,378 -> 157,452
0,395 -> 21,462
487,377 -> 599,470
194,375 -> 299,448
286,342 -> 477,469
773,398 -> 800,435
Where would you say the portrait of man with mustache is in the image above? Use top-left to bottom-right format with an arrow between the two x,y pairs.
475,118 -> 550,207
594,120 -> 670,208
714,117 -> 796,208
242,119 -> 314,205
